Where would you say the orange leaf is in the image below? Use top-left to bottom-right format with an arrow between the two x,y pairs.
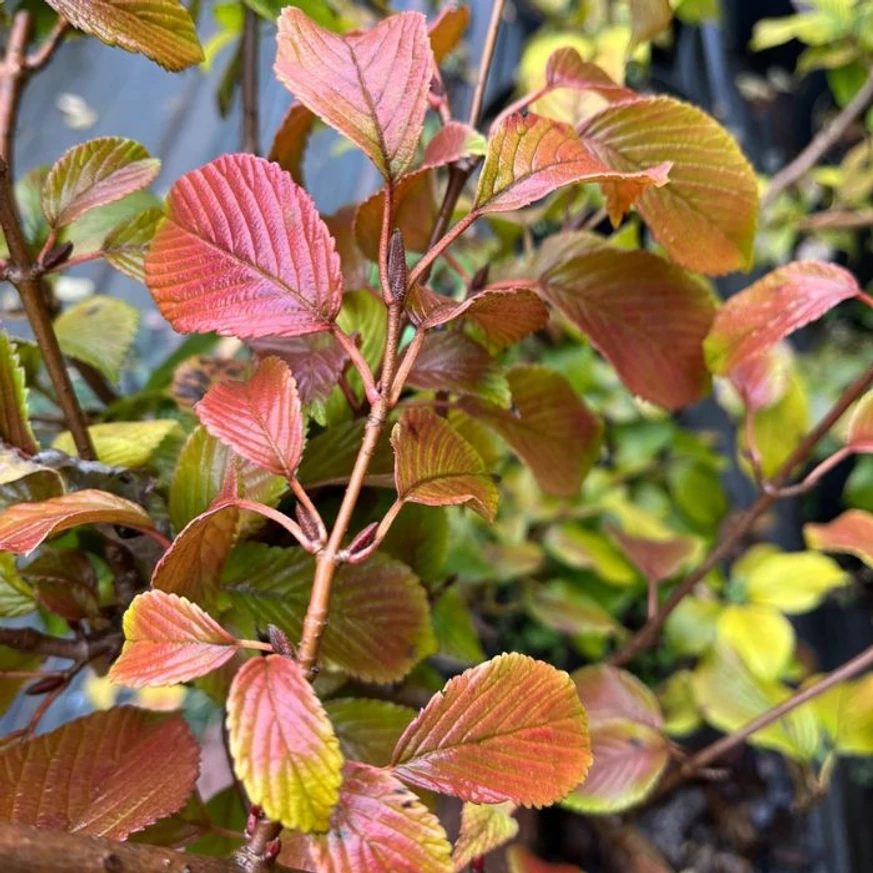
848,391 -> 873,451
606,525 -> 697,584
276,10 -> 433,180
451,802 -> 518,871
392,653 -> 592,807
227,654 -> 343,832
0,489 -> 153,556
545,48 -> 637,102
507,846 -> 584,873
196,356 -> 305,479
110,590 -> 240,688
268,103 -> 316,185
146,154 -> 343,340
805,510 -> 873,568
392,408 -> 499,521
284,761 -> 453,873
705,262 -> 860,374
429,4 -> 470,63
475,113 -> 670,219
0,708 -> 199,838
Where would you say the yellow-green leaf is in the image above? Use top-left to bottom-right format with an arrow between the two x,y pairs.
451,801 -> 518,872
717,603 -> 794,681
742,551 -> 848,614
54,420 -> 181,468
0,553 -> 35,617
0,331 -> 38,455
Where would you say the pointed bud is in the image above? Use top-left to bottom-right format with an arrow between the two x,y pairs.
295,502 -> 320,543
26,674 -> 67,696
41,241 -> 74,271
267,625 -> 294,658
347,522 -> 379,561
387,228 -> 407,304
470,264 -> 490,292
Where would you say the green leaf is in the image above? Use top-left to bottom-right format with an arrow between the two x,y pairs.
54,420 -> 181,468
0,553 -> 35,617
526,580 -> 625,642
103,207 -> 163,281
0,331 -> 38,455
544,525 -> 636,586
381,504 -> 449,586
664,595 -> 722,656
811,672 -> 873,755
717,603 -> 794,681
324,698 -> 416,767
658,670 -> 702,737
392,408 -> 499,522
54,297 -> 140,384
45,0 -> 204,71
42,137 -> 160,228
431,586 -> 485,664
742,551 -> 848,614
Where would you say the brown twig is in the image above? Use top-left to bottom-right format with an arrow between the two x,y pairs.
467,0 -> 506,129
610,361 -> 873,667
0,13 -> 95,459
0,822 -> 301,873
26,16 -> 70,72
241,6 -> 260,155
762,69 -> 873,208
797,208 -> 873,232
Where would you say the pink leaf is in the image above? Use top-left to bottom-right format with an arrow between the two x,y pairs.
545,48 -> 637,102
276,10 -> 433,180
0,489 -> 153,556
848,391 -> 873,451
146,153 -> 343,340
392,653 -> 592,807
422,122 -> 485,168
0,708 -> 199,838
195,356 -> 305,479
227,655 -> 343,832
110,590 -> 240,688
705,262 -> 860,375
606,525 -> 697,584
475,113 -> 671,220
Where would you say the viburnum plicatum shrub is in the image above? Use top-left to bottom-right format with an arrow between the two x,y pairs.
2,2 -> 873,872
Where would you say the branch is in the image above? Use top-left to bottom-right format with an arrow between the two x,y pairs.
26,16 -> 70,71
0,823 -> 301,873
0,627 -> 98,661
467,0 -> 506,129
610,361 -> 873,667
659,642 -> 873,795
241,7 -> 260,155
762,69 -> 873,208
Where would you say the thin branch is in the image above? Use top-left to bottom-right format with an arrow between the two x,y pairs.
0,626 -> 96,661
26,16 -> 69,71
468,0 -> 506,128
610,361 -> 873,667
331,326 -> 379,405
797,208 -> 873,233
0,822 -> 301,873
241,6 -> 260,155
659,642 -> 873,795
406,211 -> 477,289
231,500 -> 318,553
762,69 -> 873,208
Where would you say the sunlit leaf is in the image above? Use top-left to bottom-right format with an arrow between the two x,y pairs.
727,342 -> 793,412
325,698 -> 416,767
545,48 -> 637,102
451,802 -> 518,872
223,545 -> 435,683
110,590 -> 241,688
847,390 -> 873,450
54,420 -> 180,468
0,489 -> 153,555
0,707 -> 199,837
811,672 -> 873,755
537,244 -> 716,409
276,9 -> 433,180
422,121 -> 487,167
286,762 -> 453,873
475,113 -> 670,219
717,603 -> 794,681
227,654 -> 342,832
146,154 -> 343,340
463,365 -> 603,498
664,595 -> 722,655
564,665 -> 667,814
0,447 -> 64,510
692,643 -> 821,761
705,262 -> 860,374
268,103 -> 316,185
805,509 -> 873,567
658,670 -> 702,737
45,0 -> 204,71
0,331 -> 38,455
392,653 -> 592,807
580,96 -> 758,274
742,550 -> 848,614
54,296 -> 140,384
103,207 -> 163,281
392,408 -> 499,521
0,553 -> 35,617
195,356 -> 305,479
629,0 -> 673,45
429,4 -> 470,63
42,137 -> 160,228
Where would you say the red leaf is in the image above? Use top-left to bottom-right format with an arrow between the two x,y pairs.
573,664 -> 663,729
250,334 -> 348,410
727,343 -> 792,412
422,121 -> 485,168
0,489 -> 153,556
146,153 -> 343,340
848,391 -> 873,451
408,286 -> 549,350
392,408 -> 499,521
805,510 -> 873,568
110,590 -> 240,687
507,846 -> 584,873
195,356 -> 305,479
545,48 -> 637,102
286,762 -> 453,873
324,206 -> 371,291
705,262 -> 860,375
461,365 -> 603,498
579,96 -> 759,274
268,103 -> 316,185
0,708 -> 199,838
152,502 -> 239,608
475,113 -> 671,219
606,525 -> 697,584
276,10 -> 433,180
537,244 -> 716,409
227,654 -> 343,831
24,550 -> 99,621
392,653 -> 592,807
429,4 -> 470,63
